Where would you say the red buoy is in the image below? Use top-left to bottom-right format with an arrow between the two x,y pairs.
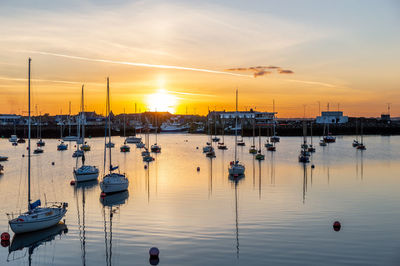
100,192 -> 106,197
333,221 -> 341,231
70,180 -> 76,186
1,232 -> 10,241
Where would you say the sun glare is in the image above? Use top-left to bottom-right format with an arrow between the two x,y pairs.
146,89 -> 178,113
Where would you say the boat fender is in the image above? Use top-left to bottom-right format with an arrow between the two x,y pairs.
1,232 -> 10,241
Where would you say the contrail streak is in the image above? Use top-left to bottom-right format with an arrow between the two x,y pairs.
0,76 -> 85,85
168,90 -> 216,97
26,50 -> 252,78
284,78 -> 349,89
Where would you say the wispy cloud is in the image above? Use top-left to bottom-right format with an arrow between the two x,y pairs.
227,65 -> 294,77
24,50 -> 253,78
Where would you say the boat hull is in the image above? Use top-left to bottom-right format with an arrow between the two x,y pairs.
74,171 -> 99,182
9,209 -> 67,234
100,178 -> 129,193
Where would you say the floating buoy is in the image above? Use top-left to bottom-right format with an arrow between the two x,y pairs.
1,232 -> 10,241
196,147 -> 199,149
51,162 -> 55,165
1,239 -> 10,247
144,165 -> 148,169
197,167 -> 200,171
311,164 -> 315,169
70,180 -> 76,186
22,154 -> 25,157
149,247 -> 160,258
149,257 -> 160,266
100,192 -> 106,197
333,221 -> 341,231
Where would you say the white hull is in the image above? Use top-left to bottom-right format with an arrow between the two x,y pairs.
9,209 -> 67,234
100,181 -> 128,193
74,172 -> 99,182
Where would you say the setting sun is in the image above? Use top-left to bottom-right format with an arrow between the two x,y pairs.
146,89 -> 178,113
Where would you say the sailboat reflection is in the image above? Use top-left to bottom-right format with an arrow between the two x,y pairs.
7,222 -> 68,265
302,164 -> 308,204
228,174 -> 244,258
209,157 -> 214,197
75,180 -> 98,266
100,190 -> 129,266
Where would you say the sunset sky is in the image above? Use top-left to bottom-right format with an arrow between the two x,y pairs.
0,0 -> 399,117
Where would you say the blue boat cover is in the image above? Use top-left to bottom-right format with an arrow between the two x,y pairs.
110,165 -> 119,171
30,199 -> 41,210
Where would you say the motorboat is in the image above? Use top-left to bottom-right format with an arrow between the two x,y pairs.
120,144 -> 130,152
81,143 -> 91,151
36,139 -> 45,147
319,139 -> 327,146
249,145 -> 257,154
0,156 -> 8,161
270,136 -> 280,143
17,137 -> 26,143
151,144 -> 161,153
33,148 -> 43,154
105,142 -> 115,148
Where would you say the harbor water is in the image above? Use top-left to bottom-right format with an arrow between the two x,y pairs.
0,134 -> 400,265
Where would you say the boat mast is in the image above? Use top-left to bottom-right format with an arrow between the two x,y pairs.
258,126 -> 261,152
81,85 -> 85,145
123,108 -> 126,138
28,58 -> 32,211
235,89 -> 238,163
273,99 -> 276,137
107,78 -> 112,174
68,101 -> 71,136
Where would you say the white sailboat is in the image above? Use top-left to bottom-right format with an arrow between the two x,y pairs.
150,113 -> 161,153
120,109 -> 130,152
100,78 -> 129,194
74,85 -> 99,182
255,126 -> 265,160
228,89 -> 245,176
7,58 -> 68,234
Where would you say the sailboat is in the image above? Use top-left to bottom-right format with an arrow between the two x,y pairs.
265,125 -> 276,151
100,78 -> 129,194
229,89 -> 245,176
211,112 -> 220,142
255,126 -> 265,160
150,113 -> 161,153
352,119 -> 360,147
249,115 -> 257,154
57,115 -> 68,151
298,121 -> 310,163
237,120 -> 245,146
36,113 -> 45,147
10,122 -> 18,145
307,122 -> 316,153
79,89 -> 91,152
217,119 -> 227,150
120,109 -> 130,152
356,119 -> 366,150
270,100 -> 280,143
203,110 -> 214,153
7,58 -> 68,234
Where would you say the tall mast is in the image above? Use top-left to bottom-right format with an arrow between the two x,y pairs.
235,89 -> 238,163
107,78 -> 112,173
28,58 -> 31,211
123,108 -> 126,138
81,85 -> 85,144
258,126 -> 261,151
68,101 -> 71,136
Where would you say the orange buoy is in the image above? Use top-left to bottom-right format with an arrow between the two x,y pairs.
70,180 -> 76,186
1,232 -> 10,241
333,221 -> 341,231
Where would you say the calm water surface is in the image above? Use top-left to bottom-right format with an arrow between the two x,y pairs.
0,134 -> 400,265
